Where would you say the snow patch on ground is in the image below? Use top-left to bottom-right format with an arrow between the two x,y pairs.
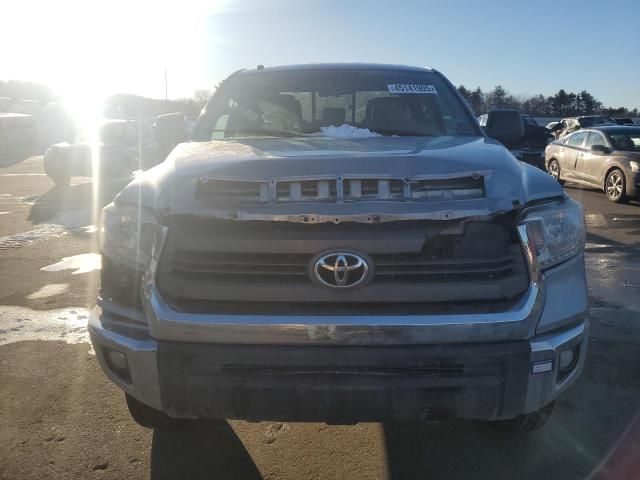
314,124 -> 381,139
46,210 -> 94,229
41,254 -> 102,275
0,306 -> 90,346
0,225 -> 67,250
26,283 -> 70,300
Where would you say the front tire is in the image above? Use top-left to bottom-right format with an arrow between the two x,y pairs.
547,159 -> 565,185
490,401 -> 555,432
605,168 -> 628,203
125,393 -> 196,430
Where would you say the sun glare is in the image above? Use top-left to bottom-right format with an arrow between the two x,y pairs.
2,0 -> 226,110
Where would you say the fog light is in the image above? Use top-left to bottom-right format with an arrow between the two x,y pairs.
559,349 -> 576,371
107,349 -> 129,370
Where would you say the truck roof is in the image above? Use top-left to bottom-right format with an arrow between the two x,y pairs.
239,63 -> 434,75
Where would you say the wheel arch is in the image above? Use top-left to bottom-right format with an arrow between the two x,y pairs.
602,163 -> 625,192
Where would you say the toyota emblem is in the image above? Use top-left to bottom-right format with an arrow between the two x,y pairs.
312,251 -> 370,288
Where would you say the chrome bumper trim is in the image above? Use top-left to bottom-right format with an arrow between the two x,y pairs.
143,282 -> 543,345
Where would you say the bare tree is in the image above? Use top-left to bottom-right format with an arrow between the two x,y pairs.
193,89 -> 213,109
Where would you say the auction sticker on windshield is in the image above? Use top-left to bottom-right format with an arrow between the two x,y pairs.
387,84 -> 438,94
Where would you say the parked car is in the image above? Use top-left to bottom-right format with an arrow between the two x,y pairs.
92,63 -> 588,432
0,113 -> 38,164
478,111 -> 550,169
555,115 -> 616,139
43,119 -> 157,185
614,118 -> 635,126
522,115 -> 554,148
545,126 -> 640,202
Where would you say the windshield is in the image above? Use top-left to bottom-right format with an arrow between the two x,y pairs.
193,69 -> 478,140
610,130 -> 640,151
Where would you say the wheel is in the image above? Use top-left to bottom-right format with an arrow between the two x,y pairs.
490,401 -> 555,432
125,393 -> 196,430
605,168 -> 628,203
547,159 -> 565,185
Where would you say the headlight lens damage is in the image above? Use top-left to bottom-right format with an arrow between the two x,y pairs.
99,202 -> 158,269
521,199 -> 585,270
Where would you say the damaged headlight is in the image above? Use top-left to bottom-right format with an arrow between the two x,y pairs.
99,202 -> 159,269
520,198 -> 585,270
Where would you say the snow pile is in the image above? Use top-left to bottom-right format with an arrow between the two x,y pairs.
41,253 -> 102,275
317,124 -> 380,139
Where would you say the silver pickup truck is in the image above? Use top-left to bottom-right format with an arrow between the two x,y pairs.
91,63 -> 588,432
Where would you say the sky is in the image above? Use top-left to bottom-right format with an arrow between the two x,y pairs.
2,0 -> 639,109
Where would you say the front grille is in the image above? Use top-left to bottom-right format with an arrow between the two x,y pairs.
196,176 -> 484,203
156,216 -> 530,310
166,250 -> 520,283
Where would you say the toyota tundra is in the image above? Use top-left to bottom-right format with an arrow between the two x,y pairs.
90,64 -> 588,431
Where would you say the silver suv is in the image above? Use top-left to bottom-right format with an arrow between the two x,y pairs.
91,64 -> 588,431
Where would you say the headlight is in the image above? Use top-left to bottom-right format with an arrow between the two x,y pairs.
520,199 -> 585,270
631,161 -> 639,173
99,202 -> 158,269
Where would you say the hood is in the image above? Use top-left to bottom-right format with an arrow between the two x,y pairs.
117,136 -> 563,222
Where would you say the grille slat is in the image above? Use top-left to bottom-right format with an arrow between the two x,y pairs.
375,265 -> 512,276
171,263 -> 308,276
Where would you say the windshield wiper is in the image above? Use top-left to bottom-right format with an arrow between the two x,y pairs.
234,129 -> 298,138
371,128 -> 435,137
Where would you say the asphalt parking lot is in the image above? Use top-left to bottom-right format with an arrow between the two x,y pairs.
1,156 -> 639,480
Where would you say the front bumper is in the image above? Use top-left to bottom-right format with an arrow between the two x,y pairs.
90,222 -> 589,422
626,171 -> 640,198
89,308 -> 587,422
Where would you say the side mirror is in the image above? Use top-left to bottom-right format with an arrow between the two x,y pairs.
591,144 -> 610,154
485,109 -> 524,146
155,112 -> 187,163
